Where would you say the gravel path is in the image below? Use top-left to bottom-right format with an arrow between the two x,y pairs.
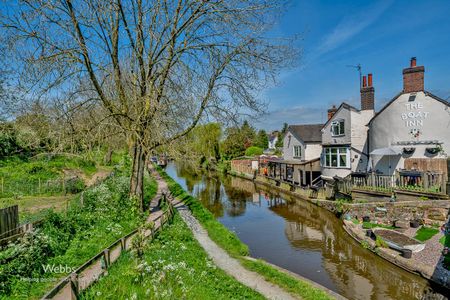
171,199 -> 299,300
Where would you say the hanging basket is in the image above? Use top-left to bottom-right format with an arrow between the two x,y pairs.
425,147 -> 440,155
403,147 -> 415,155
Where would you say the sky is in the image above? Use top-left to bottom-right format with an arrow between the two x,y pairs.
255,0 -> 450,131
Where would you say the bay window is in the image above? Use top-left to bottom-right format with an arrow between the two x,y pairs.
323,147 -> 350,168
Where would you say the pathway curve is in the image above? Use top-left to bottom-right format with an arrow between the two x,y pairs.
169,198 -> 299,300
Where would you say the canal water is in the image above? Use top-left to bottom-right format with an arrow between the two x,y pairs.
166,163 -> 447,300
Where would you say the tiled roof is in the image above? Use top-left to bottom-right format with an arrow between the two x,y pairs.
288,124 -> 323,143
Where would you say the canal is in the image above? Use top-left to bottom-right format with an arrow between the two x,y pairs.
166,163 -> 446,300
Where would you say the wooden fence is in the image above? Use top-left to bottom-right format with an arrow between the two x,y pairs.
338,171 -> 447,195
0,205 -> 19,238
41,193 -> 176,300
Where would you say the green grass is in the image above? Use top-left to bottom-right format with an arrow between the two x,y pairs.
413,226 -> 439,242
81,214 -> 264,300
362,222 -> 395,230
158,167 -> 336,300
0,164 -> 158,299
439,234 -> 450,247
240,258 -> 332,300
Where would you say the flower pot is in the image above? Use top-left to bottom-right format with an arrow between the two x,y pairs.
410,220 -> 420,228
401,249 -> 412,259
366,229 -> 373,238
363,216 -> 370,223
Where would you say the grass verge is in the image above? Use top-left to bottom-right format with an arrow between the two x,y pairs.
81,214 -> 264,300
240,258 -> 333,300
414,226 -> 439,242
158,167 -> 335,300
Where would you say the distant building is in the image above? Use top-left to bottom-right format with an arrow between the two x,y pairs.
368,58 -> 450,176
320,73 -> 375,179
268,131 -> 279,150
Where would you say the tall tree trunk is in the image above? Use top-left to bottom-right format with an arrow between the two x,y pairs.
130,141 -> 145,211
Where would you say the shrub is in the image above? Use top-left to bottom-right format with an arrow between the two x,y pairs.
65,177 -> 86,194
244,146 -> 263,157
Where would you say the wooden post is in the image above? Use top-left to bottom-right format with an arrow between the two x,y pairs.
38,178 -> 41,194
309,162 -> 313,186
70,272 -> 79,298
1,177 -> 3,194
62,174 -> 66,195
103,249 -> 110,268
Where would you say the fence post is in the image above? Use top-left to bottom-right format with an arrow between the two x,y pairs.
103,249 -> 110,268
38,178 -> 41,194
70,272 -> 79,298
1,177 -> 3,194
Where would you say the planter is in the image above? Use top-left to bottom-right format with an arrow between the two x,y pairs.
363,216 -> 370,222
410,220 -> 420,228
366,229 -> 374,238
401,249 -> 412,259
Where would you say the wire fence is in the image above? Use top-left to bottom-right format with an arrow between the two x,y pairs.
0,177 -> 84,198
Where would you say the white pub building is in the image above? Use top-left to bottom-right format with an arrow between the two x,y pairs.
368,58 -> 450,178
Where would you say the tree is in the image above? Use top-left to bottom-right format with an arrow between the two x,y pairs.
275,122 -> 289,148
255,129 -> 268,149
2,1 -> 295,209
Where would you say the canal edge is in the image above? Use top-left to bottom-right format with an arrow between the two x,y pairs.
242,256 -> 348,300
228,171 -> 450,291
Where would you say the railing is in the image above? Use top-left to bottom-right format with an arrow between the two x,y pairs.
1,177 -> 67,198
41,193 -> 176,300
348,172 -> 447,195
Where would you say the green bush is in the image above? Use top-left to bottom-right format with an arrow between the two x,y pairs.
65,177 -> 86,194
244,146 -> 263,157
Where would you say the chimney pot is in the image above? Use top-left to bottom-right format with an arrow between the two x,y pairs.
411,57 -> 417,67
362,75 -> 367,87
368,73 -> 373,87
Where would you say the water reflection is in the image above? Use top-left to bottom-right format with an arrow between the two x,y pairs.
166,163 -> 447,300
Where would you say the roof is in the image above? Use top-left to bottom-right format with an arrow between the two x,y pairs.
322,102 -> 360,129
288,124 -> 323,143
368,90 -> 450,125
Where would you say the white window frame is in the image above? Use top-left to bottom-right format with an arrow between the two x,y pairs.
322,147 -> 350,168
293,145 -> 302,159
331,119 -> 345,136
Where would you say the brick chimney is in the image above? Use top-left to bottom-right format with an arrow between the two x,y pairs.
403,57 -> 425,93
327,105 -> 337,120
361,73 -> 375,110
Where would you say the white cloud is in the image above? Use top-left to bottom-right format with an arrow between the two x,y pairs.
312,1 -> 393,60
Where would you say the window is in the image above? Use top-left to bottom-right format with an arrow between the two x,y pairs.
331,119 -> 345,136
323,147 -> 350,168
293,146 -> 302,158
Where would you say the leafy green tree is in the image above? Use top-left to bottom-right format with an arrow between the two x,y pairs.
255,129 -> 268,149
221,127 -> 246,159
186,123 -> 222,163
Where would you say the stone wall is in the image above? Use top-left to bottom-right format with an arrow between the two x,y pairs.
345,200 -> 450,226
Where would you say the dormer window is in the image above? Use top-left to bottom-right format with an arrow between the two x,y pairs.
331,119 -> 345,136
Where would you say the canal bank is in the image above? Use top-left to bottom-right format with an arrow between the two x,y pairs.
166,162 -> 449,299
227,168 -> 450,292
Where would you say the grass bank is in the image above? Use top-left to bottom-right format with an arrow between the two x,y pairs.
81,214 -> 264,300
0,163 -> 157,299
159,168 -> 335,300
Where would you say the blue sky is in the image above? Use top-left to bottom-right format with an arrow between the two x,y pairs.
256,0 -> 450,131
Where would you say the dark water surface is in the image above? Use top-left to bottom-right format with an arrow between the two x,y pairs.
166,163 -> 447,300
